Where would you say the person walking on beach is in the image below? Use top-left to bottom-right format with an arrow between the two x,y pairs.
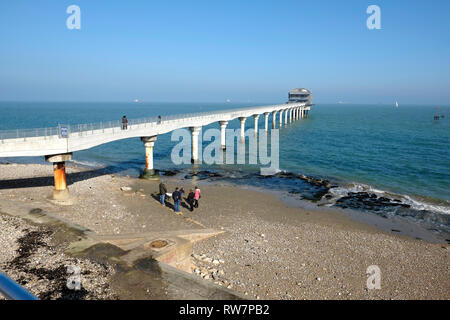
187,189 -> 195,212
157,115 -> 162,124
194,186 -> 201,208
172,187 -> 181,213
122,115 -> 128,130
159,182 -> 167,206
178,187 -> 185,208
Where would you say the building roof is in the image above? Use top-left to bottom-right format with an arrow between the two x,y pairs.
289,88 -> 311,94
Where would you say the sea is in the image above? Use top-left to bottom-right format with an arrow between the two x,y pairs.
1,101 -> 449,239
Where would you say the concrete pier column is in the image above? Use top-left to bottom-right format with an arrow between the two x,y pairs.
296,108 -> 300,120
190,126 -> 201,163
264,112 -> 269,132
272,111 -> 277,129
289,108 -> 293,123
253,114 -> 260,136
140,136 -> 158,179
239,117 -> 246,142
53,162 -> 67,191
294,108 -> 297,120
279,110 -> 283,126
219,121 -> 228,150
301,108 -> 304,118
45,153 -> 73,200
284,109 -> 288,125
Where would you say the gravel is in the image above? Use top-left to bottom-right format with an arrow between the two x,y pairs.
0,214 -> 118,300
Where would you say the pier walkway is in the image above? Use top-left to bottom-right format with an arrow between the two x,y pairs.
0,102 -> 310,198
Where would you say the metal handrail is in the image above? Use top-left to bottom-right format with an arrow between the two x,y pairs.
0,102 -> 303,141
0,271 -> 38,300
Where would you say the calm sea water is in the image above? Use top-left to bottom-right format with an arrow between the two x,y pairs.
1,102 -> 449,224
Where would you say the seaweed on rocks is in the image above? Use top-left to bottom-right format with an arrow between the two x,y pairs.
184,170 -> 224,180
334,192 -> 411,213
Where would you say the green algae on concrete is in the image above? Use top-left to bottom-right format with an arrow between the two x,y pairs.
139,169 -> 160,180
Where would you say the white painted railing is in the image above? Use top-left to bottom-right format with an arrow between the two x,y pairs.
0,103 -> 304,142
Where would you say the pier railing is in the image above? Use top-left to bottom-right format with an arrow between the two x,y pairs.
0,103 -> 291,142
0,271 -> 38,300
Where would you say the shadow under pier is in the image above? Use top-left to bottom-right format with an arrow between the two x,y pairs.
0,164 -> 128,190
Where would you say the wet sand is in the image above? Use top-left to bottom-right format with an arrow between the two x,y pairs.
0,163 -> 449,299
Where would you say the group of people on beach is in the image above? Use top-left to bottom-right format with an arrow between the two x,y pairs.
158,182 -> 201,213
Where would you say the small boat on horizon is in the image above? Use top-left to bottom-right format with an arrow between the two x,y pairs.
434,106 -> 440,120
395,101 -> 399,108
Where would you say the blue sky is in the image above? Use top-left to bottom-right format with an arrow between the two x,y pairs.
0,0 -> 449,104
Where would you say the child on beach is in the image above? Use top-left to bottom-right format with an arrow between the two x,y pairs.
194,186 -> 201,208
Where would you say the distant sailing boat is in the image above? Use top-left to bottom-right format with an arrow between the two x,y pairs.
434,106 -> 440,120
395,101 -> 399,108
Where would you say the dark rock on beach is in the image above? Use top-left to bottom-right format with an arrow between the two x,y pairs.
334,192 -> 411,213
162,169 -> 180,176
184,170 -> 224,180
333,191 -> 450,235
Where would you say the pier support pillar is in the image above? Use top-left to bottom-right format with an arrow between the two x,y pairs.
279,110 -> 283,126
140,136 -> 159,179
45,153 -> 73,200
272,111 -> 277,129
190,126 -> 201,163
264,112 -> 269,132
296,108 -> 300,120
239,117 -> 246,142
289,109 -> 293,123
253,114 -> 260,136
219,121 -> 228,150
284,109 -> 288,125
300,108 -> 303,119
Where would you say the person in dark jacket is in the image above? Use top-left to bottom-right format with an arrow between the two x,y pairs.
122,115 -> 128,130
172,187 -> 181,213
187,189 -> 195,212
159,182 -> 167,206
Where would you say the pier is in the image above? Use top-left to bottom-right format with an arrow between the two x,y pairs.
0,102 -> 311,198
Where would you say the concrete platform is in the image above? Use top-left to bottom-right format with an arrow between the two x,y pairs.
0,199 -> 242,300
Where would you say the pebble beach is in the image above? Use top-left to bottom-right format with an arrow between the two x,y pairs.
0,162 -> 449,300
